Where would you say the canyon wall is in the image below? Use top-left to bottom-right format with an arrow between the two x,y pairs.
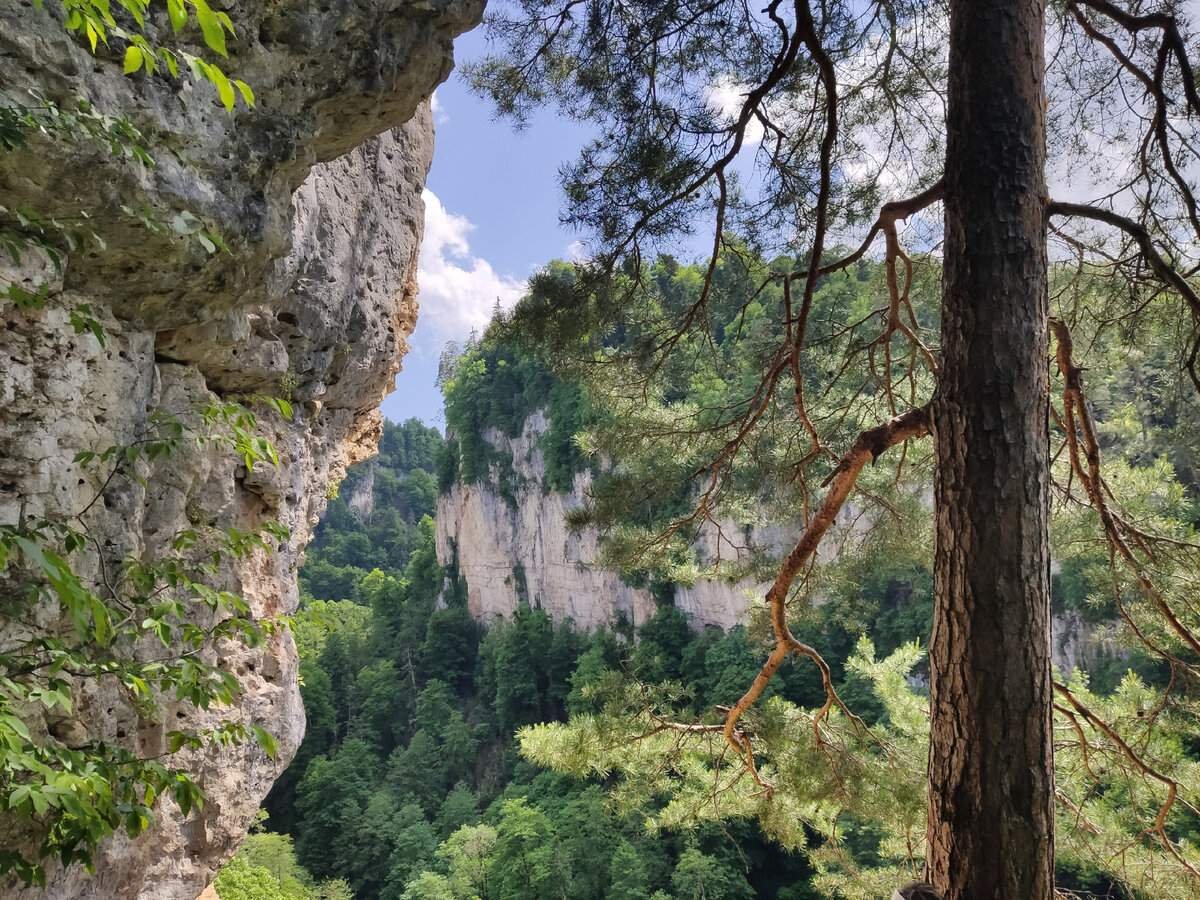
436,411 -> 795,632
0,1 -> 481,897
436,411 -> 1118,671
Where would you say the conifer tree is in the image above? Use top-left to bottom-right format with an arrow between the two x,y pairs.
471,1 -> 1200,895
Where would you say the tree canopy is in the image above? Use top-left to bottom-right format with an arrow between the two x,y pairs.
464,1 -> 1200,895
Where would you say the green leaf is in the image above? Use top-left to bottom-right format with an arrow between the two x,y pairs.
9,785 -> 31,810
124,809 -> 150,837
166,0 -> 187,32
251,725 -> 278,760
192,0 -> 228,57
123,46 -> 144,75
185,53 -> 206,82
267,397 -> 293,420
233,79 -> 255,108
209,66 -> 236,112
0,714 -> 32,743
68,307 -> 107,347
30,791 -> 49,816
90,597 -> 112,646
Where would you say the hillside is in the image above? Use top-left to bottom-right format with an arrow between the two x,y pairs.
209,252 -> 1200,900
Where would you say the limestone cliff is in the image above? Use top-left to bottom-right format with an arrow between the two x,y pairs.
0,1 -> 481,897
436,411 -> 1118,670
435,412 -> 790,631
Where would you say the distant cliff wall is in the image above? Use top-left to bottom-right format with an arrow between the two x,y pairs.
436,411 -> 1119,674
437,411 -> 795,631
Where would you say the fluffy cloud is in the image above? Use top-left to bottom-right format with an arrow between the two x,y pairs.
430,90 -> 449,126
703,77 -> 765,145
416,190 -> 525,339
565,239 -> 591,262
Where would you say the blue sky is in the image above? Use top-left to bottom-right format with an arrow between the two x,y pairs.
378,26 -> 781,427
379,29 -> 590,427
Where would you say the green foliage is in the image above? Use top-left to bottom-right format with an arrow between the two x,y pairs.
245,246 -> 1200,897
437,823 -> 496,898
429,250 -> 1200,895
440,336 -> 594,499
672,848 -> 755,900
0,399 -> 290,884
607,841 -> 652,900
435,784 -> 480,839
484,798 -> 556,899
216,856 -> 304,900
215,820 -> 351,900
252,511 -> 827,898
32,0 -> 253,110
400,872 -> 457,900
289,600 -> 373,661
252,435 -> 821,898
300,419 -> 443,601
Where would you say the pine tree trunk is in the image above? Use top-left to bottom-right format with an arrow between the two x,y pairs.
928,1 -> 1055,897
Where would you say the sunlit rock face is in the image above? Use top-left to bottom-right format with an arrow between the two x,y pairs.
436,414 -> 1116,671
435,412 -> 793,631
437,413 -> 664,630
0,1 -> 482,896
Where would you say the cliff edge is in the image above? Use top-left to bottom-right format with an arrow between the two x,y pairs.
0,2 -> 481,896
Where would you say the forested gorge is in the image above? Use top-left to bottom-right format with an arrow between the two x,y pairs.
6,0 -> 1200,898
214,252 -> 1200,899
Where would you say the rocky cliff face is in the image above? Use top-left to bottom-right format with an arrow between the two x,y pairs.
436,412 -> 790,631
0,2 -> 481,897
436,412 -> 1117,671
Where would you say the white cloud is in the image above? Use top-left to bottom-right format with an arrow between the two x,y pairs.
703,77 -> 765,145
565,239 -> 590,262
417,190 -> 526,339
430,90 -> 449,126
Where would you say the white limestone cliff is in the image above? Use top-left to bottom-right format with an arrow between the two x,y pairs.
436,412 -> 1118,673
436,412 -> 788,631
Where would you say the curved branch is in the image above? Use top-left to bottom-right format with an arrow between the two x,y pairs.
1048,200 -> 1200,393
720,404 -> 932,792
816,178 -> 945,277
1050,318 -> 1200,662
1068,0 -> 1200,115
1054,681 -> 1200,879
1049,199 -> 1200,397
1047,200 -> 1200,317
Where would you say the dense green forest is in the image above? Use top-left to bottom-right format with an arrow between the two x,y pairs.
217,418 -> 832,900
215,253 -> 1197,899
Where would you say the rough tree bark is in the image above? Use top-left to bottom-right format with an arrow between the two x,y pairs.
928,1 -> 1055,897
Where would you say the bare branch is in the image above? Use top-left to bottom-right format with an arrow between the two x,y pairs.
720,404 -> 932,792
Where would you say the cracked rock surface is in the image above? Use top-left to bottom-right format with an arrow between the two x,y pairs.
0,1 -> 482,896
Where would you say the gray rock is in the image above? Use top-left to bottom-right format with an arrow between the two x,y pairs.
0,0 -> 482,896
436,411 -> 798,631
